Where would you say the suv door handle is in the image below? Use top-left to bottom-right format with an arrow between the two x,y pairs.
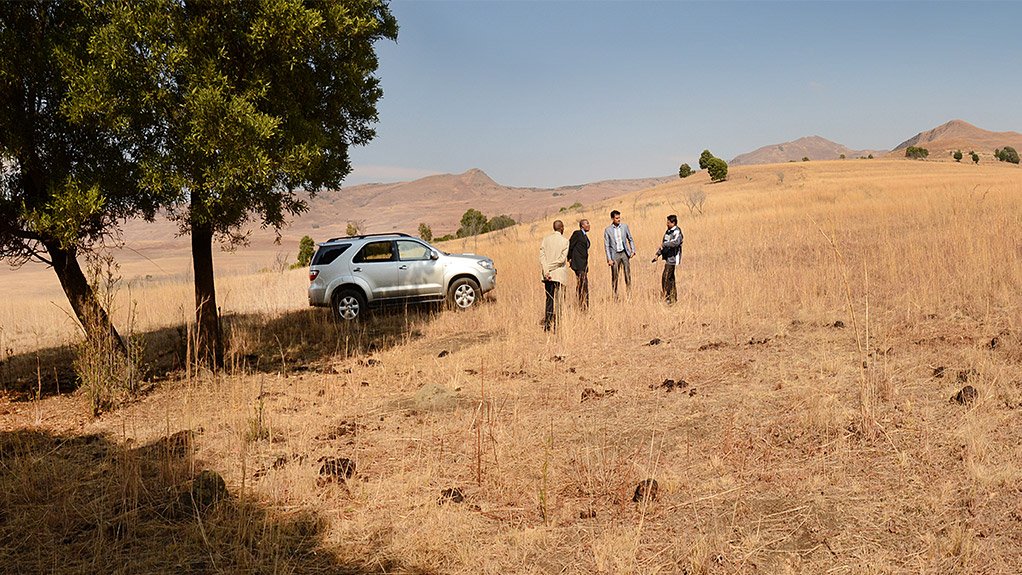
352,267 -> 362,272
398,265 -> 408,270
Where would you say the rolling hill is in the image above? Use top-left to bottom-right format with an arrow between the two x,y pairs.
730,135 -> 881,165
891,119 -> 1022,160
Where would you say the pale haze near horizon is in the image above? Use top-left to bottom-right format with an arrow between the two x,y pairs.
347,0 -> 1022,189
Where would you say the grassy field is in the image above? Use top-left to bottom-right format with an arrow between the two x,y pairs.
2,159 -> 1021,574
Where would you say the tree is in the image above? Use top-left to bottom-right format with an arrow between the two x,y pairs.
698,150 -> 715,170
296,235 -> 315,267
485,214 -> 516,232
706,157 -> 728,182
971,151 -> 980,164
418,223 -> 432,242
802,156 -> 810,162
905,146 -> 929,159
678,163 -> 692,178
65,0 -> 399,367
996,146 -> 1019,164
839,154 -> 846,159
457,209 -> 488,238
0,1 -> 166,359
953,150 -> 963,162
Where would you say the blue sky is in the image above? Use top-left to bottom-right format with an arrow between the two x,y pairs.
347,0 -> 1022,188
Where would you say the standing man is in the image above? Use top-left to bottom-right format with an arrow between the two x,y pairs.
603,210 -> 636,297
539,220 -> 570,331
567,219 -> 591,309
653,214 -> 683,303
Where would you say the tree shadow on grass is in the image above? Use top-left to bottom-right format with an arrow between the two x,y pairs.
0,428 -> 418,574
0,304 -> 438,402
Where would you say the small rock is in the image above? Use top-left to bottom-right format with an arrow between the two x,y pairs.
647,338 -> 662,346
832,320 -> 845,328
438,487 -> 464,505
188,470 -> 228,510
360,381 -> 370,387
951,386 -> 979,405
932,366 -> 945,379
319,457 -> 356,481
632,479 -> 659,503
438,350 -> 450,358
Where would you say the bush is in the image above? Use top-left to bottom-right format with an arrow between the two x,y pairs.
485,214 -> 516,232
678,163 -> 692,178
971,151 -> 980,164
995,146 -> 1020,164
905,146 -> 929,159
802,156 -> 810,162
418,223 -> 432,242
706,157 -> 728,182
296,235 -> 315,267
456,209 -> 488,238
953,150 -> 963,162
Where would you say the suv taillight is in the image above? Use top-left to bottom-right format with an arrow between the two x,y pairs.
309,269 -> 319,281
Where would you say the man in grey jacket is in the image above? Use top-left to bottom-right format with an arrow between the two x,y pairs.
603,210 -> 635,297
653,214 -> 683,303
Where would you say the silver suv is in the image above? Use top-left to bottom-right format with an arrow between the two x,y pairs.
308,233 -> 496,320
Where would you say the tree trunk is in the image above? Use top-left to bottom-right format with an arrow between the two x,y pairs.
45,240 -> 129,358
191,220 -> 223,369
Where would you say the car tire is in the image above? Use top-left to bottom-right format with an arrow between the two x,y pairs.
332,289 -> 366,321
447,277 -> 481,311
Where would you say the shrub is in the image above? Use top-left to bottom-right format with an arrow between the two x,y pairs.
905,146 -> 929,159
802,156 -> 810,162
678,163 -> 692,178
296,235 -> 315,267
706,157 -> 728,182
839,154 -> 846,159
953,150 -> 963,162
996,146 -> 1020,164
485,214 -> 516,232
971,151 -> 980,164
418,223 -> 432,242
456,209 -> 488,238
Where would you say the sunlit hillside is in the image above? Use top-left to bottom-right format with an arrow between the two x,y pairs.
2,159 -> 1021,574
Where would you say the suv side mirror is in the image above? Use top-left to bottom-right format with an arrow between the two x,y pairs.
430,250 -> 440,260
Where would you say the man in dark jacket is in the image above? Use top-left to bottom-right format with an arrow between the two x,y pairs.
653,214 -> 683,303
567,219 -> 591,309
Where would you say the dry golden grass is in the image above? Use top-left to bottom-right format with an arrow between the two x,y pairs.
2,159 -> 1022,574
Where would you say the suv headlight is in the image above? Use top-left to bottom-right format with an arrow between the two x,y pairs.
477,260 -> 494,270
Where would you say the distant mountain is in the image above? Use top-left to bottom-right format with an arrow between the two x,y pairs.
891,119 -> 1022,159
730,135 -> 881,166
293,169 -> 674,239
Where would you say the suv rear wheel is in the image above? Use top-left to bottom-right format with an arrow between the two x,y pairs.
333,289 -> 366,321
448,277 -> 481,310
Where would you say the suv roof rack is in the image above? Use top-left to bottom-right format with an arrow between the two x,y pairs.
323,232 -> 412,243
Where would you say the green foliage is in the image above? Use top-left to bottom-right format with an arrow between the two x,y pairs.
953,150 -> 963,162
698,150 -> 715,170
839,154 -> 846,159
457,209 -> 488,238
802,157 -> 810,162
995,146 -> 1020,164
905,146 -> 929,159
296,235 -> 315,267
486,214 -> 516,232
867,154 -> 874,159
706,157 -> 728,182
418,223 -> 433,242
678,163 -> 693,178
971,151 -> 980,164
434,234 -> 456,242
558,202 -> 583,213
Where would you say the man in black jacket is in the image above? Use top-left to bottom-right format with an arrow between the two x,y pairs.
567,219 -> 591,309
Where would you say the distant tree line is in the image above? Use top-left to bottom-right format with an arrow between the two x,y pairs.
905,146 -> 929,159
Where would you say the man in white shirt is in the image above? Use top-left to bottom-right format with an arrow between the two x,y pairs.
602,210 -> 635,297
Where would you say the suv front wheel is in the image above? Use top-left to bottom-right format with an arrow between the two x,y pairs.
333,289 -> 367,321
448,277 -> 481,310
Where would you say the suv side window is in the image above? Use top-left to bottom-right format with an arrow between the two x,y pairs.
353,240 -> 395,263
311,244 -> 350,266
397,240 -> 432,261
